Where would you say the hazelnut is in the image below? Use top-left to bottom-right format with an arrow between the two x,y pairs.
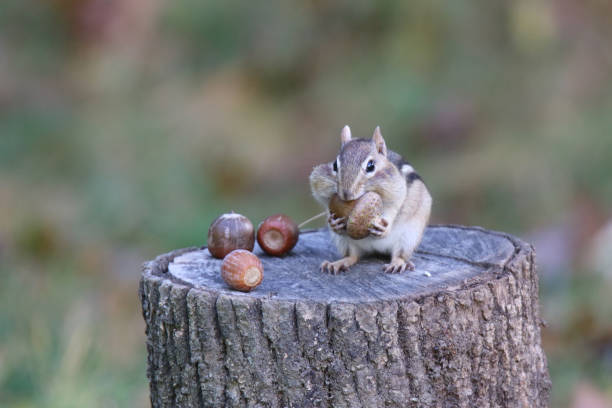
257,214 -> 299,256
207,212 -> 254,259
328,192 -> 383,239
221,249 -> 263,292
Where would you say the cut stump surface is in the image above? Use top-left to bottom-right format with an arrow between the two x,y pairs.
140,225 -> 551,408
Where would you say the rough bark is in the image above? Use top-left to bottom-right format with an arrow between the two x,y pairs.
139,225 -> 551,408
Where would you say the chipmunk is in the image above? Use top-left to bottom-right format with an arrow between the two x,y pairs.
309,125 -> 432,274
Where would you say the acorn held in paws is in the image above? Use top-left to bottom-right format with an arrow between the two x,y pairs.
207,212 -> 255,259
221,249 -> 263,292
329,192 -> 383,239
257,214 -> 299,256
328,194 -> 356,220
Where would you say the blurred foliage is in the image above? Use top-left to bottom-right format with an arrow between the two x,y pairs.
1,0 -> 611,407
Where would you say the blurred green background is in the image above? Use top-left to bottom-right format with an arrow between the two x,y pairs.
1,1 -> 611,407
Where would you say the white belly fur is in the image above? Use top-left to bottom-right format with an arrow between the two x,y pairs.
330,219 -> 424,258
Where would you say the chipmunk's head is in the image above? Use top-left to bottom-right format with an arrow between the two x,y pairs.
332,125 -> 394,201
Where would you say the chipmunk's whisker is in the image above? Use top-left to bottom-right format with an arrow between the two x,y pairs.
298,212 -> 327,229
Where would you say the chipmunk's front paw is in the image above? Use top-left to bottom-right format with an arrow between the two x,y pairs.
368,217 -> 389,237
321,258 -> 355,274
328,214 -> 347,234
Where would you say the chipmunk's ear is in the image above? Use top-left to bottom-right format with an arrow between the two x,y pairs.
372,126 -> 387,156
341,125 -> 352,146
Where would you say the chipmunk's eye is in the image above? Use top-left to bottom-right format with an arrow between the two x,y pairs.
333,160 -> 338,172
366,160 -> 375,173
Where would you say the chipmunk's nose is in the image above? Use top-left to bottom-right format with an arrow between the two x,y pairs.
342,190 -> 352,201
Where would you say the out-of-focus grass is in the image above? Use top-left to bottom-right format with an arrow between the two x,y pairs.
0,259 -> 147,407
542,273 -> 612,407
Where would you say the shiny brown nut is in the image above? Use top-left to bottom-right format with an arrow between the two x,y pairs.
257,214 -> 299,256
346,192 -> 383,239
221,249 -> 263,292
207,212 -> 255,259
328,194 -> 357,219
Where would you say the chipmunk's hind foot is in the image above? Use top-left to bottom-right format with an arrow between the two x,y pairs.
383,258 -> 414,274
320,256 -> 358,275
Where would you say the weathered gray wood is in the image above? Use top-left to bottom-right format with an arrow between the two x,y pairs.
139,225 -> 551,407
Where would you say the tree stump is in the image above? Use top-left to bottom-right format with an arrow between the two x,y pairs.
139,226 -> 551,408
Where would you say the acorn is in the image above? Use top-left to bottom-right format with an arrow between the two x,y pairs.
329,192 -> 383,239
257,214 -> 299,256
346,192 -> 383,239
221,249 -> 263,292
207,212 -> 255,259
329,194 -> 357,220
